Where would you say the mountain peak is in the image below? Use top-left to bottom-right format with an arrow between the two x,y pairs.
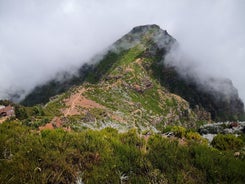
113,24 -> 175,53
130,24 -> 161,33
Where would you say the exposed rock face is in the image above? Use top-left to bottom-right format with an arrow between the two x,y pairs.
199,121 -> 245,135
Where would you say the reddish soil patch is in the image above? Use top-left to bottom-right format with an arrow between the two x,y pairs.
63,88 -> 105,117
39,123 -> 54,131
0,117 -> 8,124
125,67 -> 134,73
51,117 -> 62,128
39,117 -> 62,131
135,58 -> 143,64
110,114 -> 126,123
39,117 -> 71,132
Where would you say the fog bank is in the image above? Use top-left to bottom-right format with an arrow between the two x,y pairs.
0,0 -> 244,102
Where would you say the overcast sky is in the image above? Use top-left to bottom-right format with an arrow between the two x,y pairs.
0,0 -> 245,102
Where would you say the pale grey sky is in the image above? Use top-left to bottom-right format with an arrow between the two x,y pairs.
0,0 -> 245,102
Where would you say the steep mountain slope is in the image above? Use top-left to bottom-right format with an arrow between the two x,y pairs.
21,25 -> 244,131
1,25 -> 245,184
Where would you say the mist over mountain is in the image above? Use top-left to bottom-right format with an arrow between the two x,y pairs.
20,24 -> 244,122
0,0 -> 245,104
0,18 -> 245,184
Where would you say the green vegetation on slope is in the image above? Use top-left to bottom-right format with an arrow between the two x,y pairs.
1,24 -> 244,184
20,24 -> 244,123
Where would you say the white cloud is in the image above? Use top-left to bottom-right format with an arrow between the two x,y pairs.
0,0 -> 244,102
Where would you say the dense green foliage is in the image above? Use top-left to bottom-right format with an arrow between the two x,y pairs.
0,122 -> 244,184
211,134 -> 244,151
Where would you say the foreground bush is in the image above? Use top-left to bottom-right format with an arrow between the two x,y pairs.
211,134 -> 244,151
0,122 -> 244,183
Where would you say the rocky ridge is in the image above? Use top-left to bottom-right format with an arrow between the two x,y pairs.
20,24 -> 244,131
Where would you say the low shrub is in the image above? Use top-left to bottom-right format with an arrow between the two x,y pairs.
211,134 -> 244,151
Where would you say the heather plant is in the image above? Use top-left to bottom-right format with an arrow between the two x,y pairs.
0,122 -> 244,183
211,134 -> 244,151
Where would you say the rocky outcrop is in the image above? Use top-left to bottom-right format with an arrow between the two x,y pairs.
199,121 -> 245,135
